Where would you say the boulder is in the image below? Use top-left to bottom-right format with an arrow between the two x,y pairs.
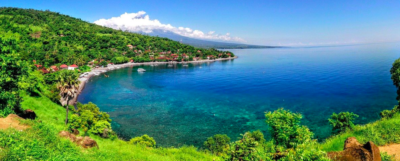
327,137 -> 381,161
59,131 -> 98,149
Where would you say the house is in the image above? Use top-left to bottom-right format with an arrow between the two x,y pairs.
34,64 -> 42,69
68,64 -> 78,70
130,59 -> 134,63
182,54 -> 189,59
41,68 -> 49,74
193,57 -> 200,61
127,44 -> 133,49
60,64 -> 68,69
50,66 -> 59,72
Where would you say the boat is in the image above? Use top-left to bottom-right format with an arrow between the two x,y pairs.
137,68 -> 146,72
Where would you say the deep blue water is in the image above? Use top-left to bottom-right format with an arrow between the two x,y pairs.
78,42 -> 400,147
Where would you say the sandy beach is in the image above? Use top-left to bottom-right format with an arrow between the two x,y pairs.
71,56 -> 237,105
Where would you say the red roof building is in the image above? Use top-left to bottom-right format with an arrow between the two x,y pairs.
41,68 -> 49,74
60,64 -> 68,69
69,64 -> 78,68
50,66 -> 59,72
34,64 -> 42,68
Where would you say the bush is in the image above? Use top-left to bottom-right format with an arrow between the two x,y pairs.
99,61 -> 108,67
381,152 -> 396,161
228,132 -> 271,161
68,102 -> 111,136
89,120 -> 112,136
265,108 -> 313,149
281,142 -> 329,161
247,130 -> 266,144
328,112 -> 359,134
129,134 -> 156,147
78,65 -> 91,73
380,105 -> 399,119
204,134 -> 230,155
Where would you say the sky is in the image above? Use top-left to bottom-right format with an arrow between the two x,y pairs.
2,0 -> 400,46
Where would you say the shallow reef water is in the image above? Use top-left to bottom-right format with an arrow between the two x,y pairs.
78,42 -> 400,147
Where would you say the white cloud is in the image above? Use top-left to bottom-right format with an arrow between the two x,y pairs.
94,11 -> 245,42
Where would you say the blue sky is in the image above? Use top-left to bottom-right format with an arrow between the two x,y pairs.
2,0 -> 400,46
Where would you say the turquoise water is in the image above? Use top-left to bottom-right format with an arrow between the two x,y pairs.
78,42 -> 400,147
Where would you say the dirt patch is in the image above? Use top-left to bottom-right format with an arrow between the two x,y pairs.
379,144 -> 400,160
0,114 -> 29,130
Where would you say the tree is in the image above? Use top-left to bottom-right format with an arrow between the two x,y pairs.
390,58 -> 400,101
328,112 -> 359,134
56,70 -> 80,124
204,134 -> 231,155
0,31 -> 31,116
265,108 -> 313,149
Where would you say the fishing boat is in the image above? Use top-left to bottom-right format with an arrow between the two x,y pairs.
137,68 -> 146,72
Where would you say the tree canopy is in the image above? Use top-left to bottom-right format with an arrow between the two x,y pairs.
0,7 -> 234,68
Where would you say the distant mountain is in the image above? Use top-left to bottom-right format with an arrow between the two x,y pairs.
145,30 -> 280,49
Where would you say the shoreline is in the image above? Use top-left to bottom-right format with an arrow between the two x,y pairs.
71,56 -> 238,105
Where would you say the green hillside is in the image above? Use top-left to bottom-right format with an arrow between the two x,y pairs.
0,7 -> 233,68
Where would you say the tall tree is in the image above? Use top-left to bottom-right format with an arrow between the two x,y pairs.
56,70 -> 80,124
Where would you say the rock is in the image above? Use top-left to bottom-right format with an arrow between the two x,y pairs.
72,129 -> 79,135
59,131 -> 98,149
20,109 -> 37,119
81,136 -> 98,148
327,137 -> 381,161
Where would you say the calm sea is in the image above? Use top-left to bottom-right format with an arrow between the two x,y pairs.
78,42 -> 400,147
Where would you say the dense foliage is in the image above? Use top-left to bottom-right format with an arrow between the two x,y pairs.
69,102 -> 112,136
0,31 -> 40,116
129,134 -> 157,147
204,134 -> 231,156
0,7 -> 233,69
380,105 -> 400,119
265,108 -> 313,149
328,112 -> 359,134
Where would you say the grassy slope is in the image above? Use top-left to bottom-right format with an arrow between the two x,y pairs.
12,94 -> 220,161
321,114 -> 400,152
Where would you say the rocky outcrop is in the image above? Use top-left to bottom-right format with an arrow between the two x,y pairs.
59,131 -> 98,149
327,137 -> 381,161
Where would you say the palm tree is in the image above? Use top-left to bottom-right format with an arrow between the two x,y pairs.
57,70 -> 80,124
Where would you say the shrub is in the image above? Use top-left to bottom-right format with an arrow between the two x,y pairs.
281,142 -> 329,161
381,152 -> 396,161
89,120 -> 112,135
380,105 -> 399,119
129,134 -> 156,147
328,112 -> 359,134
99,61 -> 108,67
78,65 -> 91,73
265,108 -> 313,149
247,130 -> 266,144
203,134 -> 230,155
228,132 -> 271,161
68,102 -> 111,136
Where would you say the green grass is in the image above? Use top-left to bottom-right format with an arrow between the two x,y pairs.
0,94 -> 221,161
321,113 -> 400,152
6,92 -> 400,160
